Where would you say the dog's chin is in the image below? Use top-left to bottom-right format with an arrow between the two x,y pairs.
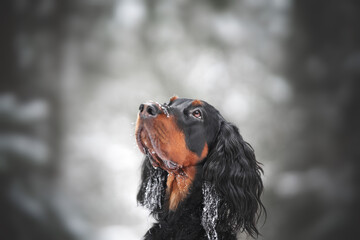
136,128 -> 179,171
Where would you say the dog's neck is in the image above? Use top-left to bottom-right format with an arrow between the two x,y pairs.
166,166 -> 197,210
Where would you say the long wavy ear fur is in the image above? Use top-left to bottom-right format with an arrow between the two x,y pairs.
203,120 -> 265,237
137,156 -> 167,219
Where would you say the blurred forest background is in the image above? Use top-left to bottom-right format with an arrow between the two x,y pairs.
1,0 -> 359,240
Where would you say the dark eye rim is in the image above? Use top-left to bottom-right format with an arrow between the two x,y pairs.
191,109 -> 202,119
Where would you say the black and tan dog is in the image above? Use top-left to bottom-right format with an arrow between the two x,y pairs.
135,97 -> 265,240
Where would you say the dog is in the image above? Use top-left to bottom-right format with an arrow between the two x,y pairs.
135,96 -> 265,240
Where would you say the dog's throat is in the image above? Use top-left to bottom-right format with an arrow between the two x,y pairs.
166,166 -> 196,211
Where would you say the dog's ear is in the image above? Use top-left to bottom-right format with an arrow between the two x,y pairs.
137,156 -> 167,218
203,120 -> 265,237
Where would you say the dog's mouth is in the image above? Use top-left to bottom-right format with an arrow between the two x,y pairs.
136,127 -> 179,171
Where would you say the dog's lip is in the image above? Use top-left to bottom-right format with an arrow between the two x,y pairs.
136,127 -> 147,154
136,128 -> 155,156
136,127 -> 179,170
162,159 -> 178,170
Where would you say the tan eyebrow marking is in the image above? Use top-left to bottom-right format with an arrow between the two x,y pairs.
191,99 -> 202,106
170,96 -> 178,103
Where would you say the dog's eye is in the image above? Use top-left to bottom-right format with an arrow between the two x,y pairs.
192,110 -> 202,119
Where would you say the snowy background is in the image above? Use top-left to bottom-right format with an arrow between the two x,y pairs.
1,0 -> 359,240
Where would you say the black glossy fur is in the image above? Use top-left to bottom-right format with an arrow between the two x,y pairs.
137,98 -> 265,240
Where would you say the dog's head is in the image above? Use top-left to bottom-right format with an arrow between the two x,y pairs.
135,96 -> 220,173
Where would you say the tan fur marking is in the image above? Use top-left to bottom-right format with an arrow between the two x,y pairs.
170,96 -> 178,103
151,115 -> 207,167
191,99 -> 202,106
167,166 -> 196,210
166,144 -> 208,210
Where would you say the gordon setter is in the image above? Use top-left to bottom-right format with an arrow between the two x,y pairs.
135,96 -> 265,240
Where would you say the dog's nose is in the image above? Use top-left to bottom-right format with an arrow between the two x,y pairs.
139,103 -> 159,118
